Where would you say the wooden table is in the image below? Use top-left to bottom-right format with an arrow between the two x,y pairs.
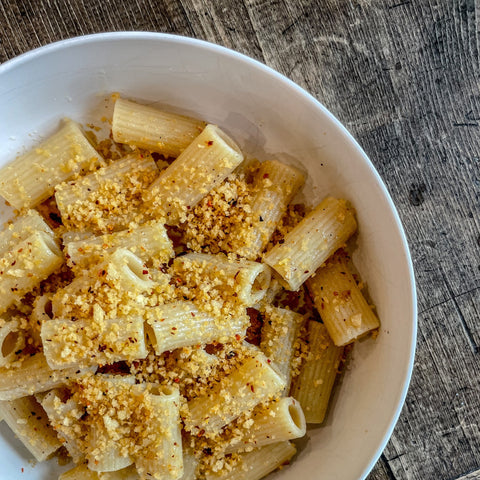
1,1 -> 479,479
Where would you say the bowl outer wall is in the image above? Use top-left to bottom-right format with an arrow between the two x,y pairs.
0,32 -> 416,480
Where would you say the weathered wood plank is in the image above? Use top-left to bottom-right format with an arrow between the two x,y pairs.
179,0 -> 264,60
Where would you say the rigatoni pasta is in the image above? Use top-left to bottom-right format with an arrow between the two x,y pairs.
263,196 -> 357,291
64,220 -> 173,269
0,96 -> 380,480
185,351 -> 286,435
55,153 -> 159,233
173,252 -> 271,307
0,119 -> 101,209
259,305 -> 304,393
224,396 -> 306,453
237,160 -> 305,260
0,209 -> 53,255
0,395 -> 61,461
145,301 -> 247,354
41,315 -> 147,369
0,231 -> 63,313
0,353 -> 93,400
205,442 -> 296,480
307,250 -> 380,346
144,124 -> 244,224
290,321 -> 344,423
134,385 -> 183,480
112,97 -> 206,158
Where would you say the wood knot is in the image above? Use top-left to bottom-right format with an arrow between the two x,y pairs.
408,183 -> 426,206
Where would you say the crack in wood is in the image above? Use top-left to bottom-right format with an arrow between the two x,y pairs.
465,110 -> 480,121
380,453 -> 398,480
388,1 -> 411,9
418,286 -> 480,316
440,270 -> 479,354
281,11 -> 308,35
385,452 -> 406,462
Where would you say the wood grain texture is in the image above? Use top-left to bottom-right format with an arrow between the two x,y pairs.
0,1 -> 479,479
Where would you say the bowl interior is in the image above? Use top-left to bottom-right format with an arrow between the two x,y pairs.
0,33 -> 416,479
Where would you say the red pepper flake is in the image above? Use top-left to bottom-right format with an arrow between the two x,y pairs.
267,359 -> 271,363
207,140 -> 214,146
142,269 -> 149,275
174,378 -> 180,383
333,291 -> 339,296
197,429 -> 205,437
250,385 -> 255,393
207,200 -> 213,207
21,468 -> 24,473
235,334 -> 241,341
263,173 -> 269,179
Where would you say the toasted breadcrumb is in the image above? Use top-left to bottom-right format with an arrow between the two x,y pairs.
182,174 -> 256,256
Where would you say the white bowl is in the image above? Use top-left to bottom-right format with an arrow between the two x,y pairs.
0,32 -> 416,479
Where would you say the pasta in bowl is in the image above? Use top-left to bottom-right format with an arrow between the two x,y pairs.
0,33 -> 416,480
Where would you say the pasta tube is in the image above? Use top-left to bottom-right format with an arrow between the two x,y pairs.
307,250 -> 380,345
41,388 -> 85,463
146,301 -> 247,354
52,248 -> 153,318
259,306 -> 304,393
225,397 -> 305,453
0,119 -> 101,209
0,395 -> 61,461
0,231 -> 63,313
174,252 -> 271,306
185,350 -> 286,435
290,321 -> 343,423
88,424 -> 134,472
0,209 -> 53,256
205,441 -> 296,480
112,97 -> 206,158
135,385 -> 183,480
41,315 -> 147,369
263,197 -> 357,291
65,220 -> 173,269
0,353 -> 93,400
55,153 -> 158,232
145,124 -> 244,224
238,160 -> 305,259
